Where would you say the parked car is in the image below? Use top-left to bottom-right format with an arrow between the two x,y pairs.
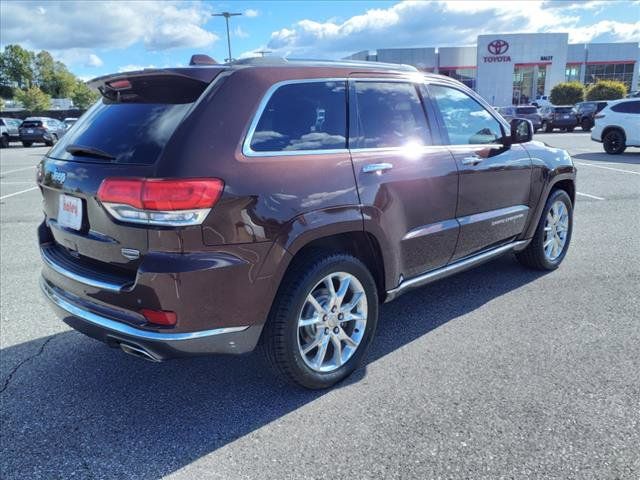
38,58 -> 576,389
496,105 -> 542,132
532,95 -> 552,108
19,117 -> 67,147
574,101 -> 608,131
63,117 -> 78,129
0,117 -> 22,147
591,98 -> 640,154
540,105 -> 578,132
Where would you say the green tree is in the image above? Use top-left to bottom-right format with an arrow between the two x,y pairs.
15,86 -> 51,111
71,80 -> 99,109
586,80 -> 627,101
34,51 -> 76,98
0,97 -> 5,111
0,45 -> 35,88
549,82 -> 584,105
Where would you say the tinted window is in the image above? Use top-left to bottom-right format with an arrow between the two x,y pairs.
250,81 -> 347,152
48,101 -> 193,164
21,120 -> 43,128
352,82 -> 430,149
611,101 -> 640,114
516,106 -> 537,114
429,84 -> 503,145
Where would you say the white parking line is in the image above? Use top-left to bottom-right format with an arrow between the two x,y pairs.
576,192 -> 605,201
575,162 -> 640,176
0,186 -> 38,200
0,166 -> 36,175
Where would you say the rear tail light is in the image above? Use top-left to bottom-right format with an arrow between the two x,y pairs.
141,309 -> 177,326
97,178 -> 224,226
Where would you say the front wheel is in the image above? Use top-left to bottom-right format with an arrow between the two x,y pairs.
516,189 -> 573,271
22,141 -> 32,147
543,121 -> 553,133
0,134 -> 8,148
581,118 -> 591,132
603,129 -> 626,154
262,251 -> 379,389
566,126 -> 575,132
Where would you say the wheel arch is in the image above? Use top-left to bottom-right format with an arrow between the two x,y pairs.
602,125 -> 626,141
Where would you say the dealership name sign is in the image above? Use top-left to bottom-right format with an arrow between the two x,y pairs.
483,39 -> 511,63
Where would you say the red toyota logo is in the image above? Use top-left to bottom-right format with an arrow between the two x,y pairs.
488,39 -> 509,55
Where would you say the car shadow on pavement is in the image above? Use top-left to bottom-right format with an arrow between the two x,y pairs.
0,255 -> 546,479
573,151 -> 640,165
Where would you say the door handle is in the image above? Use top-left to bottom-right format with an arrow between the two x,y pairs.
362,163 -> 393,174
461,155 -> 484,165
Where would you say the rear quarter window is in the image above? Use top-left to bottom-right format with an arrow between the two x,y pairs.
248,81 -> 347,153
611,101 -> 640,114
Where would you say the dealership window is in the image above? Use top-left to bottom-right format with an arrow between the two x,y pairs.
585,63 -> 635,91
249,81 -> 347,152
438,68 -> 476,91
566,64 -> 582,82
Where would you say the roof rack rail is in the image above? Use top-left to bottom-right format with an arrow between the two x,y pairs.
228,57 -> 418,72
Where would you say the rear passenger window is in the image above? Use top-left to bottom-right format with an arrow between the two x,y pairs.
611,101 -> 640,114
429,85 -> 503,145
352,82 -> 430,149
249,81 -> 347,152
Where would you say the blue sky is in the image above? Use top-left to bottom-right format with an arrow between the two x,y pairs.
1,0 -> 638,80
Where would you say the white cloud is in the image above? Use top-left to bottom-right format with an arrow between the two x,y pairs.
244,9 -> 259,17
264,0 -> 639,58
118,64 -> 157,73
234,26 -> 250,39
86,53 -> 103,67
0,1 -> 218,52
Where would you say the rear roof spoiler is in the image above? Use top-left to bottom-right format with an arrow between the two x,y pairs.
189,54 -> 217,66
87,66 -> 227,91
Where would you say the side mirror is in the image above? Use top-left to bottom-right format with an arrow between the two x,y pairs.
509,118 -> 533,144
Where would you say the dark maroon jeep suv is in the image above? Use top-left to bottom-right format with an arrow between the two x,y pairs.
38,58 -> 576,388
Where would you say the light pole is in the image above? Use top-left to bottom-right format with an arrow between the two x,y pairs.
212,12 -> 242,63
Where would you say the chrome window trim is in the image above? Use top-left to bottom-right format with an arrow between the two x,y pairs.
242,78 -> 350,157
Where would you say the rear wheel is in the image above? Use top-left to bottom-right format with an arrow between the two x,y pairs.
543,121 -> 553,133
0,134 -> 8,148
21,141 -> 32,147
566,126 -> 574,132
581,118 -> 591,132
603,129 -> 626,154
45,134 -> 58,147
262,251 -> 379,389
516,189 -> 573,271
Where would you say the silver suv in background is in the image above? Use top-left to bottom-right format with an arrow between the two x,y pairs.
0,117 -> 22,147
497,106 -> 542,132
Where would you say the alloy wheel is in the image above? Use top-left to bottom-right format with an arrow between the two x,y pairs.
543,200 -> 569,261
297,272 -> 367,373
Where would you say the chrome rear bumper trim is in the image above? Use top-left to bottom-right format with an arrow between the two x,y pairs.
41,279 -> 249,341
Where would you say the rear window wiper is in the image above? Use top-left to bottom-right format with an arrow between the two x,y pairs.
65,144 -> 116,161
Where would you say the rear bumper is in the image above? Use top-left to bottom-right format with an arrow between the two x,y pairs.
20,133 -> 52,142
41,277 -> 263,359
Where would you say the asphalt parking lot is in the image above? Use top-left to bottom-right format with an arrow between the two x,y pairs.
1,133 -> 639,479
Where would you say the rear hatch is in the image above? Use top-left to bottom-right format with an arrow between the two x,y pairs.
20,119 -> 45,136
38,68 -> 224,276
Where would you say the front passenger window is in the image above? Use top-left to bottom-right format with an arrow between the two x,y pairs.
429,85 -> 503,145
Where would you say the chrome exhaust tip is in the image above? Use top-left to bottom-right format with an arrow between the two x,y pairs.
119,342 -> 161,362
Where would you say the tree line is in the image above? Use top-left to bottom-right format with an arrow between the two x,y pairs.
0,44 -> 99,111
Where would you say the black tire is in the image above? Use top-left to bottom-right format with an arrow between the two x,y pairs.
603,129 -> 626,154
516,189 -> 573,271
22,141 -> 32,147
262,250 -> 379,389
533,128 -> 539,134
581,118 -> 591,132
0,134 -> 9,148
543,121 -> 553,133
566,126 -> 574,132
45,134 -> 57,147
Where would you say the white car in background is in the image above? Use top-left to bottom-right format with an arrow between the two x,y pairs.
591,98 -> 640,154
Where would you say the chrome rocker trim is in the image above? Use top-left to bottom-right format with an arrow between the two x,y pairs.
385,240 -> 529,302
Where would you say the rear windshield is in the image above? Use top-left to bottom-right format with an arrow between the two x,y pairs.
48,74 -> 208,165
555,107 -> 574,113
21,120 -> 43,128
516,107 -> 537,114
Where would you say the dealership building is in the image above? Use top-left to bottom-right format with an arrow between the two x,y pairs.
345,33 -> 639,106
